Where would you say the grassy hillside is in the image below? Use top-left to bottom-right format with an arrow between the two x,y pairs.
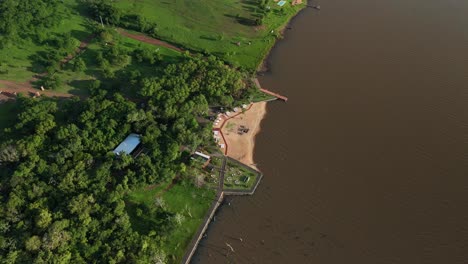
0,0 -> 304,85
115,0 -> 304,69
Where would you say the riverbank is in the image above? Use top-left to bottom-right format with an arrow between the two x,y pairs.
196,0 -> 468,262
181,2 -> 309,263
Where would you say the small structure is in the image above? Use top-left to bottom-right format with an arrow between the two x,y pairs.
194,151 -> 211,160
277,0 -> 287,7
192,151 -> 211,168
113,133 -> 141,156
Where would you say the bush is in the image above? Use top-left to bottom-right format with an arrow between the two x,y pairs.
72,58 -> 87,72
41,74 -> 62,90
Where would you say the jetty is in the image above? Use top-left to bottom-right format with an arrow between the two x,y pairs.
260,88 -> 288,102
253,78 -> 288,102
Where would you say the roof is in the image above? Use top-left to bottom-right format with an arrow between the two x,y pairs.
194,151 -> 211,160
113,133 -> 141,155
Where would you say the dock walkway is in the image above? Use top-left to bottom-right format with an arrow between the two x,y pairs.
259,88 -> 288,101
252,78 -> 288,102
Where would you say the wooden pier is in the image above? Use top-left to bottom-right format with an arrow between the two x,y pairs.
253,78 -> 288,102
259,88 -> 288,102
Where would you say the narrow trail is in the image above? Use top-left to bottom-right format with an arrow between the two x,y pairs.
60,33 -> 96,65
118,29 -> 185,53
0,80 -> 72,98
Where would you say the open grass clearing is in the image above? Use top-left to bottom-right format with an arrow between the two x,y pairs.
126,181 -> 216,263
115,0 -> 304,69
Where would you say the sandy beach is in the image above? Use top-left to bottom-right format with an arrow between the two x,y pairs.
220,102 -> 267,169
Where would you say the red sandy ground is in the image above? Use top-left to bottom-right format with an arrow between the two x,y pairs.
0,80 -> 72,98
216,102 -> 267,170
118,29 -> 185,53
292,0 -> 303,5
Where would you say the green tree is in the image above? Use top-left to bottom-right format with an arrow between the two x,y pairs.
72,57 -> 87,72
36,209 -> 52,229
25,236 -> 41,251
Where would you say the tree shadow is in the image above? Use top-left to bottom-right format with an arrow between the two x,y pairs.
224,14 -> 257,26
200,35 -> 218,41
27,51 -> 50,74
125,201 -> 175,235
241,0 -> 264,14
70,29 -> 91,43
66,80 -> 93,96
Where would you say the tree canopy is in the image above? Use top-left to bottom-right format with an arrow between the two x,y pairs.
0,0 -> 63,43
0,54 -> 256,262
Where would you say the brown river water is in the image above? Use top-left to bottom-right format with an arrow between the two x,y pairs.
192,0 -> 468,263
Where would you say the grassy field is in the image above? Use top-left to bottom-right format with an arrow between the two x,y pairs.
0,0 -> 91,82
0,0 -> 304,85
115,0 -> 304,69
126,182 -> 216,263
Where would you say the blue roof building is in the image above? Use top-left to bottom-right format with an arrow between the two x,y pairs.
113,133 -> 141,155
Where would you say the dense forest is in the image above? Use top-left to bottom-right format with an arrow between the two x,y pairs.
0,54 -> 256,262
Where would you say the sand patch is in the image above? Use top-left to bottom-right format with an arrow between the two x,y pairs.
221,102 -> 267,169
292,0 -> 303,6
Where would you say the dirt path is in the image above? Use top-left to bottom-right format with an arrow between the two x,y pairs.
0,30 -> 179,100
0,80 -> 73,98
118,29 -> 185,53
61,33 -> 96,65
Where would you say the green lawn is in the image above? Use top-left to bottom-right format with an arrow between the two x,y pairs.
126,182 -> 216,263
115,0 -> 304,69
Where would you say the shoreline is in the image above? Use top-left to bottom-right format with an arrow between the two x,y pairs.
256,1 -> 309,73
183,3 -> 308,263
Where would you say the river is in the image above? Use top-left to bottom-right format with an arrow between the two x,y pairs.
192,0 -> 468,263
